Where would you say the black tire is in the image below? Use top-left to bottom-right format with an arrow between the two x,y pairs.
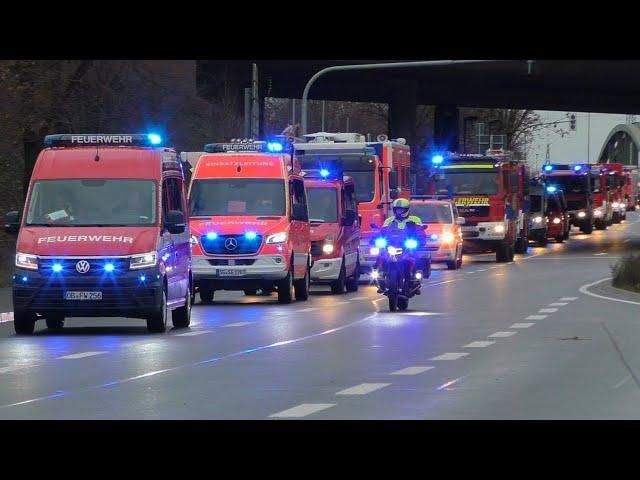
582,221 -> 594,234
243,289 -> 258,296
330,261 -> 346,294
147,289 -> 168,333
45,314 -> 64,330
538,231 -> 548,247
388,294 -> 398,312
172,286 -> 191,328
612,212 -> 621,224
199,284 -> 214,304
14,309 -> 36,335
345,261 -> 360,292
496,241 -> 509,262
514,233 -> 528,254
277,270 -> 294,304
397,296 -> 409,311
555,235 -> 564,243
446,259 -> 458,270
294,266 -> 310,301
595,219 -> 607,230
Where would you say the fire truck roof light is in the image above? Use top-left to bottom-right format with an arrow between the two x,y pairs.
147,133 -> 162,145
44,134 -> 163,148
544,165 -> 553,172
573,165 -> 583,172
431,154 -> 444,164
267,142 -> 284,152
320,168 -> 330,178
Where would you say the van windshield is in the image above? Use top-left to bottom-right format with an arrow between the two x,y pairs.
307,187 -> 338,223
189,179 -> 286,216
26,179 -> 157,226
411,204 -> 453,223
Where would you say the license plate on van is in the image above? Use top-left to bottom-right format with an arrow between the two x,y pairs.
64,291 -> 102,300
218,269 -> 246,277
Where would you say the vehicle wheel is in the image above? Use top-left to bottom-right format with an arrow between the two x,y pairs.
277,270 -> 294,304
555,234 -> 564,243
595,219 -> 606,230
508,244 -> 515,261
582,221 -> 594,234
514,233 -> 528,254
446,259 -> 458,270
147,289 -> 168,333
294,266 -> 310,301
496,242 -> 509,262
423,258 -> 432,278
612,212 -> 621,224
45,314 -> 64,330
199,284 -> 214,304
330,261 -> 346,294
398,296 -> 409,311
538,232 -> 548,247
171,286 -> 191,328
243,289 -> 258,296
345,261 -> 360,292
388,294 -> 398,312
14,309 -> 36,335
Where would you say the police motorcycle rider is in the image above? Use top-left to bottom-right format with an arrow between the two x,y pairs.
375,198 -> 426,293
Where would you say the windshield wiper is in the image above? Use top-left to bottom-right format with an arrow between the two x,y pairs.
26,223 -> 72,227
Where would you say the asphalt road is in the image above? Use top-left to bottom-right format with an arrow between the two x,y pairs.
1,214 -> 640,419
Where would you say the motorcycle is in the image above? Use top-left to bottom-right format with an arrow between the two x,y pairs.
369,222 -> 427,311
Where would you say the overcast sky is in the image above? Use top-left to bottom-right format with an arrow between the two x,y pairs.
529,111 -> 632,170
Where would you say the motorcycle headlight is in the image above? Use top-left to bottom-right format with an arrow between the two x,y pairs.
494,225 -> 505,233
533,216 -> 543,224
16,252 -> 38,270
404,238 -> 418,249
387,246 -> 401,255
130,251 -> 157,270
441,232 -> 455,244
371,270 -> 379,279
553,217 -> 561,224
375,237 -> 387,248
266,231 -> 287,244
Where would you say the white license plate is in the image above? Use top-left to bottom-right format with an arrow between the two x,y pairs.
218,269 -> 246,277
461,226 -> 475,231
64,291 -> 102,300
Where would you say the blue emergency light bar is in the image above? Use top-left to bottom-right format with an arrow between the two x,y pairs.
44,134 -> 162,148
204,138 -> 292,154
542,164 -> 588,173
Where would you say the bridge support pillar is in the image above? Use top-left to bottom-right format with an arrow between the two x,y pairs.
388,79 -> 417,153
433,105 -> 460,152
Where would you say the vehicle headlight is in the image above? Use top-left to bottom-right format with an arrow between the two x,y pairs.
494,225 -> 505,233
387,246 -> 401,255
441,232 -> 455,244
322,243 -> 334,254
533,216 -> 543,224
190,235 -> 198,247
371,270 -> 379,279
553,217 -> 561,224
404,238 -> 418,249
594,209 -> 603,217
130,251 -> 157,270
375,237 -> 387,248
16,252 -> 38,270
266,231 -> 287,244
578,211 -> 586,218
612,202 -> 620,208
370,247 -> 380,256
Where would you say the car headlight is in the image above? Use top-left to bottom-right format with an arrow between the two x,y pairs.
266,231 -> 287,244
370,247 -> 380,256
130,251 -> 157,270
553,217 -> 561,224
594,209 -> 603,217
612,202 -> 620,208
441,232 -> 455,244
533,216 -> 543,224
494,225 -> 505,233
322,243 -> 334,254
16,252 -> 38,270
578,211 -> 586,218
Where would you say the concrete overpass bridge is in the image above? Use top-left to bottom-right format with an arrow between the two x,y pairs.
598,123 -> 640,166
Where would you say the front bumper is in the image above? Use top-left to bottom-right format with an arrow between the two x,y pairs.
192,254 -> 288,282
419,247 -> 452,263
461,222 -> 507,241
310,257 -> 342,281
528,226 -> 547,241
13,267 -> 162,318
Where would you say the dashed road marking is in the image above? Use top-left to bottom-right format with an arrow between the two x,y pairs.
464,341 -> 495,348
431,352 -> 469,361
594,253 -> 608,256
175,330 -> 212,337
0,365 -> 32,374
224,322 -> 254,327
390,366 -> 434,376
349,297 -> 370,301
526,315 -> 547,320
477,269 -> 488,272
510,323 -> 535,328
399,312 -> 444,316
58,351 -> 106,360
548,302 -> 568,307
269,403 -> 336,418
538,308 -> 558,313
333,301 -> 350,306
559,297 -> 578,301
488,331 -> 517,338
336,383 -> 390,395
295,307 -> 320,312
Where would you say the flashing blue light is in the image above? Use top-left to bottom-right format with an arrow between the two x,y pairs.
430,234 -> 439,241
22,276 -> 27,282
546,186 -> 557,193
573,165 -> 582,172
543,165 -> 553,172
245,231 -> 257,240
147,133 -> 162,145
404,238 -> 418,249
374,237 -> 387,248
267,142 -> 283,153
432,154 -> 444,164
104,263 -> 115,272
139,275 -> 146,282
320,168 -> 330,178
52,263 -> 63,273
206,232 -> 218,240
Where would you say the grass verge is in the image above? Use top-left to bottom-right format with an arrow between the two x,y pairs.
611,253 -> 640,293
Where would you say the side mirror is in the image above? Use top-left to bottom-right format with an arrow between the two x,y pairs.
4,211 -> 20,234
165,210 -> 186,234
342,209 -> 356,227
291,203 -> 308,222
456,217 -> 466,225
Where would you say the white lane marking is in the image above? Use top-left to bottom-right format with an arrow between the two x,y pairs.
224,322 -> 254,327
295,307 -> 319,312
477,269 -> 488,272
428,280 -> 457,286
269,403 -> 336,418
538,308 -> 558,313
399,311 -> 444,316
548,302 -> 569,306
0,365 -> 33,374
431,352 -> 469,360
624,239 -> 631,243
175,330 -> 212,337
464,341 -> 495,348
390,366 -> 434,376
559,297 -> 578,301
58,351 -> 106,360
336,383 -> 390,395
495,273 -> 505,276
594,253 -> 608,256
488,331 -> 516,338
526,315 -> 547,320
579,277 -> 640,306
510,323 -> 535,329
613,375 -> 632,389
333,301 -> 350,306
349,297 -> 370,301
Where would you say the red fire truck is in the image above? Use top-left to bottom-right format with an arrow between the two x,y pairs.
588,164 -> 612,230
294,132 -> 411,277
622,166 -> 640,211
427,149 -> 530,262
598,163 -> 626,223
541,164 -> 594,234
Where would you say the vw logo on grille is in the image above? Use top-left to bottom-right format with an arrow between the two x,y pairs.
225,238 -> 238,250
75,260 -> 91,274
